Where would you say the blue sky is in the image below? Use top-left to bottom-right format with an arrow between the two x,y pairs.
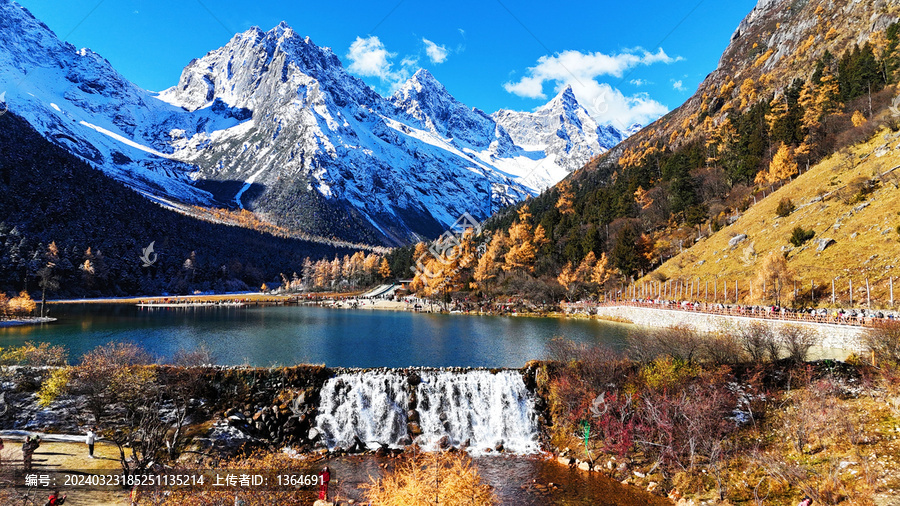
16,0 -> 756,130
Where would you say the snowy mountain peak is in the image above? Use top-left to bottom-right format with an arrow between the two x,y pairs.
549,85 -> 577,106
493,88 -> 629,176
159,22 -> 365,113
394,68 -> 450,103
408,68 -> 443,89
542,86 -> 588,121
0,3 -> 627,246
390,69 -> 503,150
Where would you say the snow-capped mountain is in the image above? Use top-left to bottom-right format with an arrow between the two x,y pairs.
0,0 -> 212,205
0,0 -> 633,246
493,86 -> 637,180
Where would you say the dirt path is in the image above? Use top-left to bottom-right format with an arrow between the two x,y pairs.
2,439 -> 130,505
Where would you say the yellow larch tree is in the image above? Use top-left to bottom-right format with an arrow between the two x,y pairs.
555,180 -> 575,215
753,252 -> 796,306
9,291 -> 36,316
634,186 -> 654,210
503,207 -> 536,273
591,253 -> 613,287
574,251 -> 598,282
756,143 -> 798,185
557,262 -> 577,291
378,258 -> 392,280
739,78 -> 757,109
766,95 -> 789,137
473,232 -> 507,291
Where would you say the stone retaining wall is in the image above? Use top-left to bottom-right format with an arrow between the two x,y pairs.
594,306 -> 867,352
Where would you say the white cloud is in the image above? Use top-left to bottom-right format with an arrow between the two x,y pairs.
346,36 -> 414,92
423,38 -> 449,64
504,48 -> 679,128
347,36 -> 396,79
672,80 -> 685,92
630,78 -> 650,87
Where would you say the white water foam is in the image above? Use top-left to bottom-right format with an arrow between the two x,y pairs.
315,370 -> 540,454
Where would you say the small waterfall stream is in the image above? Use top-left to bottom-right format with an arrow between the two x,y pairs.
315,369 -> 540,454
315,372 -> 409,450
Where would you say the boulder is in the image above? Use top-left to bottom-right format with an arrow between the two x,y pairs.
437,435 -> 452,450
816,238 -> 835,252
350,435 -> 366,453
728,234 -> 747,248
406,410 -> 420,423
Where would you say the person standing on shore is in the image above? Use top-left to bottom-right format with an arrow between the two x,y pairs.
23,435 -> 40,471
318,466 -> 330,500
86,427 -> 95,458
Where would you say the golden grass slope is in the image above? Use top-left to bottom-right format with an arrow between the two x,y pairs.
646,126 -> 900,308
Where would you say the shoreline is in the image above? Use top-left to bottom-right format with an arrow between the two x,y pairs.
0,316 -> 56,327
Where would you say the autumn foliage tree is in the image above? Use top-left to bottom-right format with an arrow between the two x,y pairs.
472,232 -> 506,293
300,251 -> 390,290
503,207 -> 537,273
755,143 -> 799,185
7,290 -> 36,317
378,257 -> 392,280
753,252 -> 796,306
555,180 -> 575,215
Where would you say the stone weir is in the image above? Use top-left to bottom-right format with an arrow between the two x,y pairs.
214,365 -> 547,455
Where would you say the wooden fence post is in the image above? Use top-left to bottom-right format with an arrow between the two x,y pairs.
866,277 -> 870,308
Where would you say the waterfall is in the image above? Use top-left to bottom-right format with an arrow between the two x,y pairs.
315,370 -> 541,454
315,372 -> 409,451
415,370 -> 541,454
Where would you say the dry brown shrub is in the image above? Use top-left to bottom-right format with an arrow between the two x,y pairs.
362,451 -> 497,506
627,325 -> 707,364
736,322 -> 780,363
779,325 -> 819,364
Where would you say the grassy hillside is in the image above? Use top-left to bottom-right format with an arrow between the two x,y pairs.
647,122 -> 900,308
